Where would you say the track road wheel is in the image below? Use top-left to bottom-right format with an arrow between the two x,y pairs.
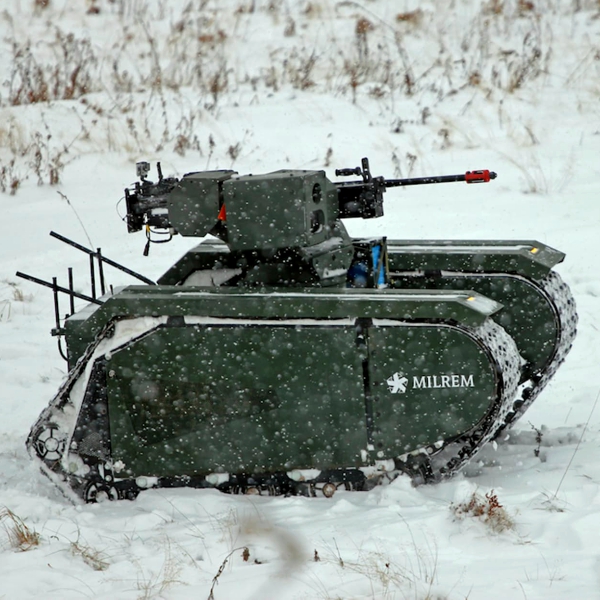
84,480 -> 119,503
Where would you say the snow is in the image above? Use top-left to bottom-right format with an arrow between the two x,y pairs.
1,0 -> 600,598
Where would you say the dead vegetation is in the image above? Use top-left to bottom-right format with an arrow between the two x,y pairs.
451,490 -> 515,534
0,0 -> 594,193
309,537 -> 442,600
70,539 -> 109,571
0,1 -> 557,108
0,507 -> 40,551
7,28 -> 98,106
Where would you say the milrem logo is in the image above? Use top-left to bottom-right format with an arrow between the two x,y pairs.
386,373 -> 408,394
386,372 -> 474,394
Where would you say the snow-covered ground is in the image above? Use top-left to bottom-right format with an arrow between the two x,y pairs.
1,1 -> 600,598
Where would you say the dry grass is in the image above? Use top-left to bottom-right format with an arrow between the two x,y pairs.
1,1 -> 556,106
70,540 -> 110,571
136,538 -> 182,600
0,159 -> 21,195
395,9 -> 424,26
0,299 -> 11,321
0,110 -> 73,191
0,0 -> 595,193
6,281 -> 30,303
0,507 -> 40,551
311,540 -> 442,600
7,28 -> 98,106
207,547 -> 245,600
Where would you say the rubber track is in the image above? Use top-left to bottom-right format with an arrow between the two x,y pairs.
27,271 -> 577,499
398,269 -> 578,482
394,318 -> 522,481
499,270 -> 578,427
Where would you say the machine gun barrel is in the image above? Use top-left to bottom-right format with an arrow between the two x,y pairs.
383,170 -> 496,188
335,160 -> 497,219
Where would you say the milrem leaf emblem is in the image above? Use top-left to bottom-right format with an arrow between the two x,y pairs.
386,372 -> 408,394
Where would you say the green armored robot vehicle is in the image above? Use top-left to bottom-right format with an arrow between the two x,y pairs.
19,158 -> 577,502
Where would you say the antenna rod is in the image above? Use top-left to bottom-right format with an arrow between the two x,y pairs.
52,277 -> 60,332
16,271 -> 103,305
68,267 -> 75,314
97,248 -> 106,295
89,254 -> 96,300
49,231 -> 156,285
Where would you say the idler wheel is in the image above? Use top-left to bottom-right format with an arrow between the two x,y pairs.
31,426 -> 66,463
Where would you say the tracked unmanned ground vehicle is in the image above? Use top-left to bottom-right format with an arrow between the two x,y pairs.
19,158 -> 577,501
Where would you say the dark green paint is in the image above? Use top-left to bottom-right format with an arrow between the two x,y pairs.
104,319 -> 499,478
106,324 -> 366,476
224,170 -> 339,251
168,170 -> 235,237
387,240 -> 563,376
386,239 -> 564,280
369,324 -> 496,454
64,286 -> 500,369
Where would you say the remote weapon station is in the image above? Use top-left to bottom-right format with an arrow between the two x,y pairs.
20,158 -> 577,502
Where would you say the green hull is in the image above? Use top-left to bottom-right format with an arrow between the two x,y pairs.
386,240 -> 570,380
29,284 -> 522,501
